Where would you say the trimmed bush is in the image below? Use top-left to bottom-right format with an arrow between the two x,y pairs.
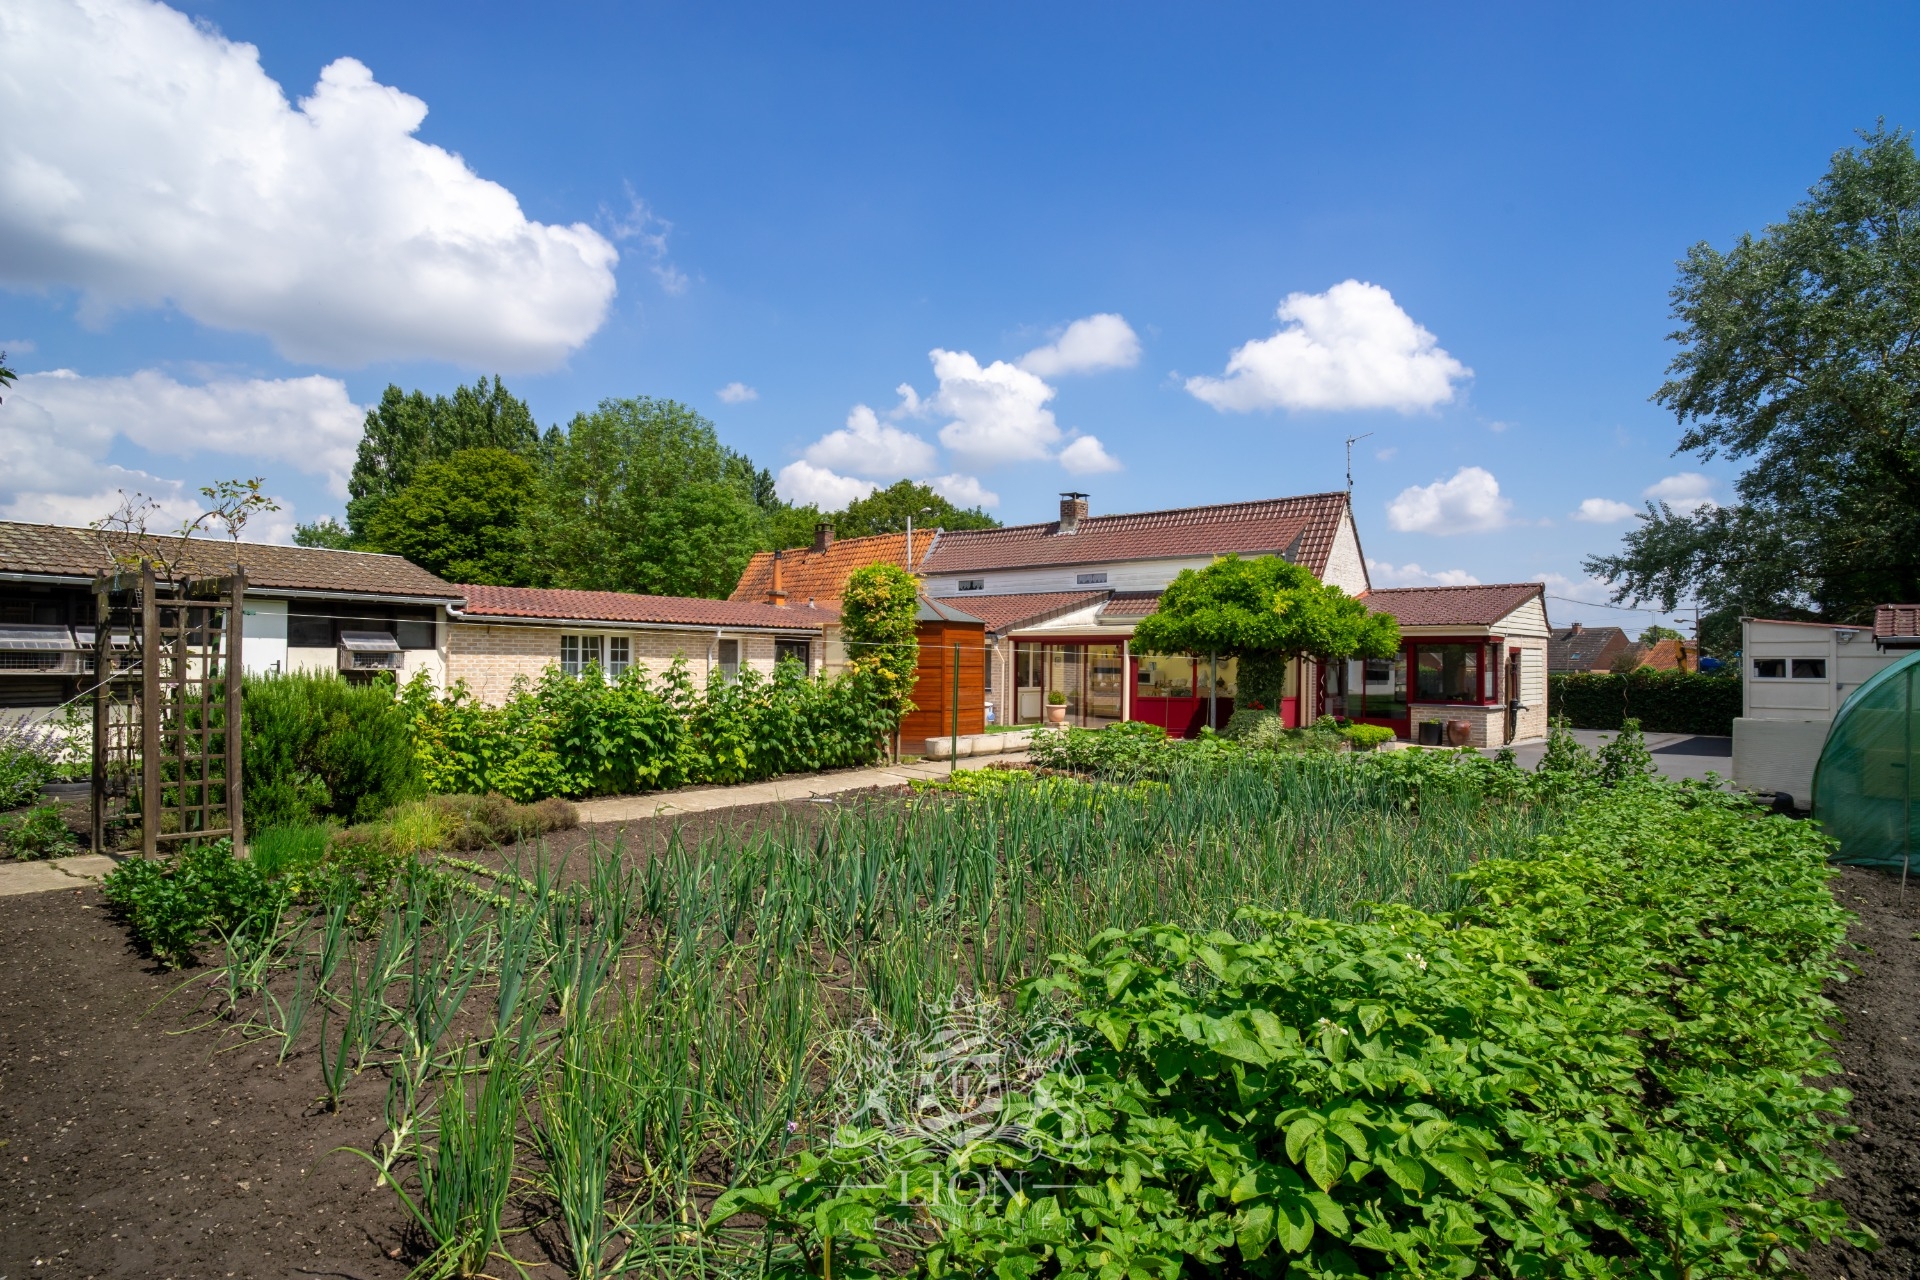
243,672 -> 421,828
1548,668 -> 1741,735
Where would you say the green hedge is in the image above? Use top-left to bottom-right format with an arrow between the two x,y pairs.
243,672 -> 422,829
1548,669 -> 1741,735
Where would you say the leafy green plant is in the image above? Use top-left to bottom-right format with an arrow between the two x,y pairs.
1596,715 -> 1658,785
101,840 -> 286,968
0,719 -> 64,810
1339,722 -> 1396,751
246,823 -> 332,878
244,671 -> 421,827
840,562 -> 920,727
0,803 -> 78,859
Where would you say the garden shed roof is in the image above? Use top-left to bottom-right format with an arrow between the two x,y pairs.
918,492 -> 1353,576
0,519 -> 460,600
1363,582 -> 1544,629
456,583 -> 822,632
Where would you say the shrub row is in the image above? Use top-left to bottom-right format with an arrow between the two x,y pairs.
1548,668 -> 1742,735
243,672 -> 422,829
723,779 -> 1864,1277
401,659 -> 894,802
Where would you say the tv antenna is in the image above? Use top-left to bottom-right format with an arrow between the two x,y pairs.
1345,433 -> 1373,494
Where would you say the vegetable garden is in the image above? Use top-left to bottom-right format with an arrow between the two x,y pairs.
0,717 -> 1895,1277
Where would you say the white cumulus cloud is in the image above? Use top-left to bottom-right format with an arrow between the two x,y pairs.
923,349 -> 1063,466
929,474 -> 999,509
1571,497 -> 1637,524
804,405 -> 939,479
1367,559 -> 1483,589
1017,313 -> 1141,377
1385,466 -> 1511,534
1058,435 -> 1123,474
1643,472 -> 1718,515
775,461 -> 878,510
1186,280 -> 1470,413
0,0 -> 619,369
716,382 -> 758,405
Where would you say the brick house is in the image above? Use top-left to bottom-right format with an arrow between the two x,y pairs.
1351,583 -> 1551,747
1547,622 -> 1631,673
448,584 -> 826,705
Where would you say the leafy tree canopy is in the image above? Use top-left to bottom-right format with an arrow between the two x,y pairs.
839,562 -> 920,722
1588,126 -> 1920,651
823,479 -> 1000,540
292,517 -> 353,550
1639,625 -> 1683,644
529,396 -> 771,597
360,447 -> 536,585
339,375 -> 541,542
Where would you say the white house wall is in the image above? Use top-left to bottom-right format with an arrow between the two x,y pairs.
1321,513 -> 1369,595
924,556 -> 1220,599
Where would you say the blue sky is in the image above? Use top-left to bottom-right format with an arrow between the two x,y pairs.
4,1 -> 1917,629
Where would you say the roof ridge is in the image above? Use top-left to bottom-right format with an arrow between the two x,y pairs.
0,517 -> 420,561
1368,582 -> 1543,593
932,490 -> 1349,540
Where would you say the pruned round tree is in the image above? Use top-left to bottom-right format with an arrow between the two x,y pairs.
1131,554 -> 1399,711
839,563 -> 920,727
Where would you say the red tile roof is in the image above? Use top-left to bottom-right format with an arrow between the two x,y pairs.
1876,603 -> 1920,645
1362,583 -> 1544,629
945,590 -> 1109,635
457,584 -> 823,631
0,519 -> 459,599
1098,591 -> 1162,620
920,492 -> 1353,576
730,532 -> 914,607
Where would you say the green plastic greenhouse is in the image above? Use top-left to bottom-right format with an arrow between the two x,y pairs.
1813,648 -> 1920,873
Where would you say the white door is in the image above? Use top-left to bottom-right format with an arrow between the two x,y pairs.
242,599 -> 287,675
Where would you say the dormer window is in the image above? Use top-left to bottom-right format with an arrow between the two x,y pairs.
958,579 -> 984,592
1075,572 -> 1107,585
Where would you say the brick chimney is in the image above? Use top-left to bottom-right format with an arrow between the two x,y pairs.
1569,621 -> 1584,634
1058,492 -> 1089,534
813,522 -> 834,554
766,550 -> 788,607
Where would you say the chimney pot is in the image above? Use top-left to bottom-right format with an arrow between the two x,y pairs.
813,522 -> 834,553
766,549 -> 788,607
1570,621 -> 1584,634
1058,492 -> 1089,534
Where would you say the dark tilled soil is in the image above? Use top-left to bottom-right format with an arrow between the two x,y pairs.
1804,864 -> 1920,1280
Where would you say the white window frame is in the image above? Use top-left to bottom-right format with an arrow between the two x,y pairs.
1753,657 -> 1828,680
561,633 -> 607,677
1075,571 -> 1108,585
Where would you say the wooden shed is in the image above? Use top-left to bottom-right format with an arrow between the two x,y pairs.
901,597 -> 987,743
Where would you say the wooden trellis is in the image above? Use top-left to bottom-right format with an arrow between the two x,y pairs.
91,564 -> 246,856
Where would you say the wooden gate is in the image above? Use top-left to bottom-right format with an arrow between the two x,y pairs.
91,565 -> 246,856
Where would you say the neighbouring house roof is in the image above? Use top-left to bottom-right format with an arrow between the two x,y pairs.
455,584 -> 823,632
954,590 -> 1110,636
1633,637 -> 1698,672
1363,583 -> 1545,629
916,596 -> 985,626
1875,604 -> 1920,648
1546,623 -> 1631,672
730,532 -> 914,607
0,519 -> 460,600
919,492 -> 1354,577
1098,591 -> 1163,623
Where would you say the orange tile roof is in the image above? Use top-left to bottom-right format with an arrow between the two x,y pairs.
457,584 -> 823,631
730,532 -> 914,607
920,492 -> 1352,576
1361,583 -> 1544,628
0,519 -> 459,599
951,590 -> 1111,634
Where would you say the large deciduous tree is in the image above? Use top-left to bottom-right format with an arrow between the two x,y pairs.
1588,126 -> 1920,652
360,447 -> 536,585
826,479 -> 1000,540
1131,555 -> 1399,711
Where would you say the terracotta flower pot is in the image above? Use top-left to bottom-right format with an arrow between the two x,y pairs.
1046,704 -> 1068,725
1445,719 -> 1472,747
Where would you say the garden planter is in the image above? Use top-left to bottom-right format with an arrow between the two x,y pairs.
1417,720 -> 1444,746
1046,704 -> 1068,725
1446,719 -> 1472,746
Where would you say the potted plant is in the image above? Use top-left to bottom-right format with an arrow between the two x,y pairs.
1045,691 -> 1068,725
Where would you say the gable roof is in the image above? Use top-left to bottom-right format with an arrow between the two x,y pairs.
1363,583 -> 1544,629
730,532 -> 914,607
919,492 -> 1353,576
0,519 -> 459,600
456,584 -> 822,632
950,590 -> 1110,635
1547,624 -> 1631,671
1876,603 -> 1920,648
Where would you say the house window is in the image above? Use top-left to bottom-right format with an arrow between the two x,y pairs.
395,619 -> 435,649
718,637 -> 740,680
1791,658 -> 1827,679
1075,572 -> 1107,584
1752,659 -> 1787,679
1414,644 -> 1481,703
775,638 -> 810,674
607,636 -> 631,677
289,614 -> 335,648
1357,654 -> 1409,720
958,579 -> 985,592
561,634 -> 603,676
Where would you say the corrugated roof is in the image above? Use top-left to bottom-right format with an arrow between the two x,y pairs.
1875,603 -> 1920,645
1362,582 -> 1544,629
0,519 -> 459,599
730,532 -> 915,607
457,584 -> 823,631
949,590 -> 1110,635
919,492 -> 1352,576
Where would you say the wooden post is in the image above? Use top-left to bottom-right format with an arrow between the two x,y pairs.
140,563 -> 160,860
950,641 -> 960,766
91,577 -> 108,855
227,570 -> 246,852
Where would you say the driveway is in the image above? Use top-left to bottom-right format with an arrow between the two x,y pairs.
1491,727 -> 1732,785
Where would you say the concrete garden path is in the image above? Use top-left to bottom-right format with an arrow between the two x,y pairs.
574,751 -> 1028,824
0,853 -> 121,897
